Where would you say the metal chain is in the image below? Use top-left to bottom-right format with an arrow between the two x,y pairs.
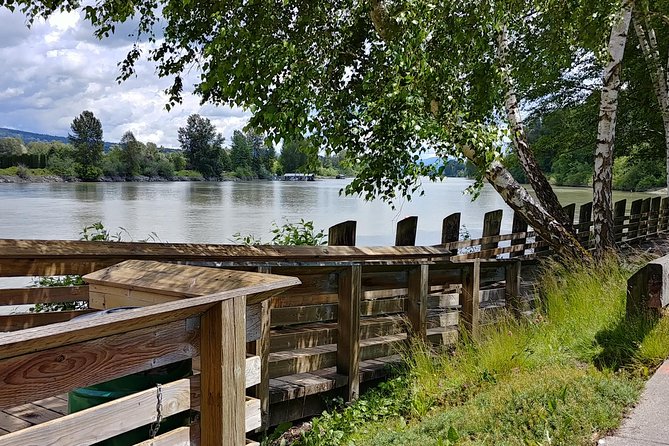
149,383 -> 163,439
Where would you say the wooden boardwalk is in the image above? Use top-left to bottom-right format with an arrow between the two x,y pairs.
0,199 -> 665,443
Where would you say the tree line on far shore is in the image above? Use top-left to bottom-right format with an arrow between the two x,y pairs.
0,111 -> 356,181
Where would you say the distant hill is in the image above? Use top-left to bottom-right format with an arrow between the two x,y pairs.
0,127 -> 179,152
0,127 -> 117,151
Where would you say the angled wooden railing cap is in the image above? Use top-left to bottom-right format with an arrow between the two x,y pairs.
0,260 -> 300,360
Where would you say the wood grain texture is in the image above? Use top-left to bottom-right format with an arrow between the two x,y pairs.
328,221 -> 357,246
336,266 -> 361,401
461,260 -> 481,339
407,265 -> 428,340
132,426 -> 191,446
0,310 -> 95,332
0,377 -> 193,446
0,319 -> 198,410
84,260 -> 299,305
0,287 -> 89,306
482,210 -> 503,253
441,213 -> 461,254
200,297 -> 247,445
395,216 -> 418,247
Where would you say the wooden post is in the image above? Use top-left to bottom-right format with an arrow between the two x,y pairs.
395,216 -> 418,246
201,297 -> 247,446
660,197 -> 669,232
481,209 -> 503,255
248,266 -> 272,431
441,213 -> 461,255
629,199 -> 643,240
639,198 -> 651,238
328,221 -> 357,246
577,202 -> 593,247
505,260 -> 522,317
613,199 -> 627,243
461,260 -> 481,339
337,265 -> 361,402
509,212 -> 528,258
627,254 -> 669,317
650,197 -> 661,235
563,203 -> 576,227
407,264 -> 429,340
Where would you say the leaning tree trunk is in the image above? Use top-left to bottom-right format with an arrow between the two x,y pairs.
593,0 -> 633,259
460,146 -> 590,261
369,0 -> 589,261
633,11 -> 669,195
497,25 -> 573,231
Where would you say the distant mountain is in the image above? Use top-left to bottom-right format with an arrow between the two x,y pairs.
0,127 -> 179,152
0,127 -> 70,145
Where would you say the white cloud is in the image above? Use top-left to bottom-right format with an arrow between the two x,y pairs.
0,9 -> 250,148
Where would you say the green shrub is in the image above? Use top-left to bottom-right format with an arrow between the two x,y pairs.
175,169 -> 204,179
76,164 -> 103,181
234,166 -> 256,180
290,256 -> 669,446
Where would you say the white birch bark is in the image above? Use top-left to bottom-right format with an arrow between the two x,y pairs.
497,25 -> 572,230
593,0 -> 633,258
633,11 -> 669,195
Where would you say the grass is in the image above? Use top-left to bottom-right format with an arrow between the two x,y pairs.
0,166 -> 51,176
283,256 -> 669,446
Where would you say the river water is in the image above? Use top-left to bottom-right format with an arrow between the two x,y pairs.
0,178 -> 655,246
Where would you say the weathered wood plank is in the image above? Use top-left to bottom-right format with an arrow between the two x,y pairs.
0,318 -> 199,410
132,426 -> 191,446
0,310 -> 96,332
0,267 -> 296,361
628,199 -> 643,240
395,216 -> 418,246
336,266 -> 361,401
84,260 -> 299,305
328,221 -> 357,246
505,261 -> 521,317
0,287 -> 89,306
0,378 -> 193,446
614,199 -> 627,242
441,213 -> 461,255
509,212 -> 528,258
461,260 -> 481,338
481,210 -> 503,254
200,297 -> 247,445
407,265 -> 428,339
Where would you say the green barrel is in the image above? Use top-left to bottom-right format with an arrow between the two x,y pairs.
68,308 -> 193,445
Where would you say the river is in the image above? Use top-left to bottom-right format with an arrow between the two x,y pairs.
0,178 -> 655,246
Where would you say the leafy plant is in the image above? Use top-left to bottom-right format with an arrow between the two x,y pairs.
270,219 -> 326,246
233,219 -> 327,246
31,222 -> 160,312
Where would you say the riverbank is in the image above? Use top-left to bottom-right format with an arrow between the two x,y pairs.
283,257 -> 669,446
0,169 -> 241,183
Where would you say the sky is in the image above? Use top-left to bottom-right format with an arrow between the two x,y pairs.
0,9 -> 250,148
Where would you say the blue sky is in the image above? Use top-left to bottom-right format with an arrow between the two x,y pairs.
0,9 -> 249,147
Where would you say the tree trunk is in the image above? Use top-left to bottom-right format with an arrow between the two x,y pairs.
497,25 -> 573,230
460,146 -> 590,261
593,0 -> 633,258
633,10 -> 669,195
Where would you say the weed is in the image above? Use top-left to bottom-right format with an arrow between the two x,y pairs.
291,255 -> 669,446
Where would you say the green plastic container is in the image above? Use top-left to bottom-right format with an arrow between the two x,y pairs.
68,308 -> 193,445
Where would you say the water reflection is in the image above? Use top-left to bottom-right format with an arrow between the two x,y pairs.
0,179 -> 656,246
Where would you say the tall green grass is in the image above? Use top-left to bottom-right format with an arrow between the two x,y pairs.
286,256 -> 669,446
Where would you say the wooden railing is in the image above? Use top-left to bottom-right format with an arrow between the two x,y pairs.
0,260 -> 299,446
0,199 -> 666,442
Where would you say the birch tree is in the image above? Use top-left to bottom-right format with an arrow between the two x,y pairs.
496,24 -> 573,230
2,0 -> 626,260
593,0 -> 634,257
632,5 -> 669,194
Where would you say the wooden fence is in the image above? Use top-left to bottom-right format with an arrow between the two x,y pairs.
0,198 -> 666,444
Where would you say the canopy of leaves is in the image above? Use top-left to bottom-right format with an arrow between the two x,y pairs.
4,0 -> 624,199
177,114 -> 225,178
